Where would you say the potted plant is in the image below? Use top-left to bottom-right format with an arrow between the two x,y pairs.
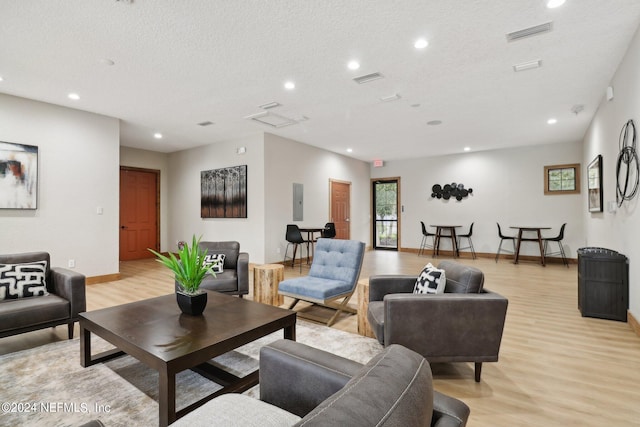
148,235 -> 215,315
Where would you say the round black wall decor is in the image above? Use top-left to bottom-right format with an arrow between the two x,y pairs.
431,183 -> 473,201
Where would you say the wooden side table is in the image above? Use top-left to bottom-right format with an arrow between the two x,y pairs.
357,279 -> 375,338
253,264 -> 285,306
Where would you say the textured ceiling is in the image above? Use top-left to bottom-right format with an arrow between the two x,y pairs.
2,0 -> 640,161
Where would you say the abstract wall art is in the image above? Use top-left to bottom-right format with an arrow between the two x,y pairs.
201,165 -> 247,218
0,141 -> 38,209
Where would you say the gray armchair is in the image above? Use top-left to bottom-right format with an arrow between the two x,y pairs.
0,251 -> 86,339
176,241 -> 249,297
367,260 -> 508,382
171,339 -> 470,427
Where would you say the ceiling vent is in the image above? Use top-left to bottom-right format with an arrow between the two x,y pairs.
506,22 -> 553,42
380,93 -> 401,102
258,102 -> 281,110
197,121 -> 214,126
513,59 -> 542,72
245,111 -> 297,128
353,72 -> 384,84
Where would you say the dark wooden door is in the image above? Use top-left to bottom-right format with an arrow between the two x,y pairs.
119,168 -> 159,260
330,180 -> 351,239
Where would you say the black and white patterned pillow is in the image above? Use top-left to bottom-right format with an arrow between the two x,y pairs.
413,263 -> 446,294
0,261 -> 49,300
202,254 -> 225,274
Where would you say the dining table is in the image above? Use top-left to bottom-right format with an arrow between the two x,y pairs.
430,225 -> 462,258
510,226 -> 551,266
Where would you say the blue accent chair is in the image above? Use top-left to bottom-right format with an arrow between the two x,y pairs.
278,238 -> 365,326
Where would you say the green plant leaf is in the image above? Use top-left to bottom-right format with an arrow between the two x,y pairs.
148,234 -> 215,295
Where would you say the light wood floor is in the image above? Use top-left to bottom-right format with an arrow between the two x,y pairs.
2,251 -> 640,426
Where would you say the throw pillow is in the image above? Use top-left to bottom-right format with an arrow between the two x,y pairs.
202,254 -> 225,274
0,261 -> 49,300
413,263 -> 446,294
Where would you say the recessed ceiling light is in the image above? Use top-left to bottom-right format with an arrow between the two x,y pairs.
68,93 -> 80,100
346,148 -> 353,153
0,76 -> 4,82
546,0 -> 566,8
414,38 -> 429,49
284,81 -> 295,90
427,120 -> 442,126
547,118 -> 558,125
154,133 -> 163,139
464,147 -> 471,152
347,60 -> 360,70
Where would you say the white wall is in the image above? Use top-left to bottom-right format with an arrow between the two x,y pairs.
0,93 -> 120,277
583,24 -> 640,319
167,134 -> 266,263
120,147 -> 170,252
371,141 -> 584,258
264,133 -> 371,263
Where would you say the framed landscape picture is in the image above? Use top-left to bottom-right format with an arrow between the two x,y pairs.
588,155 -> 603,212
0,141 -> 38,209
201,165 -> 247,218
544,163 -> 580,195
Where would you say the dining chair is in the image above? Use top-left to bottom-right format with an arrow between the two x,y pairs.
457,222 -> 477,259
320,222 -> 336,238
284,224 -> 310,272
418,221 -> 436,256
495,223 -> 516,262
543,223 -> 568,267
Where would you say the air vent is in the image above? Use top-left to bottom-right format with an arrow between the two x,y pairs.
245,111 -> 297,128
353,72 -> 384,84
506,22 -> 553,42
197,121 -> 214,126
380,93 -> 401,102
513,59 -> 542,72
258,102 -> 281,110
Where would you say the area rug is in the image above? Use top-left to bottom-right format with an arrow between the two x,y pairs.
0,320 -> 381,427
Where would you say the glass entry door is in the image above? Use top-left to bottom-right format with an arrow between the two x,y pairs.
373,179 -> 398,250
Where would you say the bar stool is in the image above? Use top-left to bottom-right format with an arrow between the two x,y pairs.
543,223 -> 568,267
418,221 -> 436,256
457,222 -> 476,259
284,224 -> 310,272
495,223 -> 516,262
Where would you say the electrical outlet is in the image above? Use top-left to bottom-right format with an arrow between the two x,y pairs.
276,247 -> 281,254
68,259 -> 75,268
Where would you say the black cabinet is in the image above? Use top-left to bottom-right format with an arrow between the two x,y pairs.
577,247 -> 629,321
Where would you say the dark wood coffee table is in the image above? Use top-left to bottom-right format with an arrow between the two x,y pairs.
79,291 -> 296,427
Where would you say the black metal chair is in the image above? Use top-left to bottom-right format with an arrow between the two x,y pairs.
284,224 -> 310,272
418,221 -> 436,256
495,223 -> 516,262
543,223 -> 568,267
321,222 -> 336,238
457,222 -> 477,259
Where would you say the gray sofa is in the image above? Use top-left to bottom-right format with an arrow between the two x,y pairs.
171,339 -> 470,426
367,260 -> 508,382
175,241 -> 249,297
0,251 -> 86,339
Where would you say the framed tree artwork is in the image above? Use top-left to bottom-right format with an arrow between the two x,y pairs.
201,165 -> 247,218
588,155 -> 603,212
